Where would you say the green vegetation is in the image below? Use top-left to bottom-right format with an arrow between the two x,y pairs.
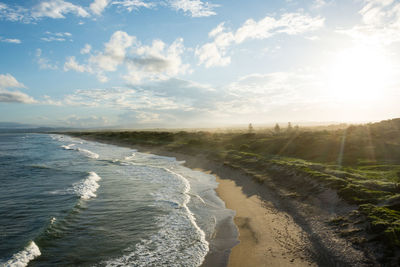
67,118 -> 400,255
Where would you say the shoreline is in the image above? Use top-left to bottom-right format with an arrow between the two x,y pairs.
68,136 -> 316,266
66,135 -> 374,267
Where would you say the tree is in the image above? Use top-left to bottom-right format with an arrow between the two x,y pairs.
274,123 -> 280,133
287,122 -> 293,132
248,123 -> 254,133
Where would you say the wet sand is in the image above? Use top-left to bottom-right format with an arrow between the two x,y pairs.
215,176 -> 314,266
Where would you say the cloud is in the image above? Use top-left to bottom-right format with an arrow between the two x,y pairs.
36,49 -> 58,70
196,12 -> 325,67
0,37 -> 21,44
0,73 -> 36,104
169,0 -> 219,17
90,0 -> 110,15
0,73 -> 25,89
41,31 -> 72,42
112,0 -> 154,12
81,44 -> 92,54
0,90 -> 37,103
89,0 -> 154,15
0,3 -> 29,22
47,87 -> 190,112
337,0 -> 400,45
31,0 -> 89,19
311,0 -> 328,9
64,31 -> 189,84
64,56 -> 88,72
63,115 -> 109,127
91,30 -> 134,72
0,0 -> 89,23
124,37 -> 189,84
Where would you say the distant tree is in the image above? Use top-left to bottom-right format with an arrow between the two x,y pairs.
294,125 -> 299,131
287,122 -> 293,132
248,123 -> 254,133
274,123 -> 280,134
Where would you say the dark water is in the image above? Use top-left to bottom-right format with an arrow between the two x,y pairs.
0,134 -> 236,266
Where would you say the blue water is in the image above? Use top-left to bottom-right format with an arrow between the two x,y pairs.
0,133 -> 236,266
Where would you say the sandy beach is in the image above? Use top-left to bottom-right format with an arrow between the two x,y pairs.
215,176 -> 314,266
110,144 -> 320,266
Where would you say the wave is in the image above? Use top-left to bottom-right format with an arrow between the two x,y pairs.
124,153 -> 136,161
77,148 -> 99,159
60,144 -> 99,159
106,168 -> 209,267
73,172 -> 102,200
4,241 -> 41,267
61,144 -> 75,150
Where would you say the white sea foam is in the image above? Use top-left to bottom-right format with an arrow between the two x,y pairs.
124,153 -> 136,161
77,148 -> 99,159
61,144 -> 75,150
106,168 -> 209,267
73,172 -> 102,200
4,241 -> 41,267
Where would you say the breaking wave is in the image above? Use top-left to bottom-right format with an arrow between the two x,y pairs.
4,241 -> 41,267
73,172 -> 102,200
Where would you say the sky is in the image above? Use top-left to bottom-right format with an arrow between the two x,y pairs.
0,0 -> 399,128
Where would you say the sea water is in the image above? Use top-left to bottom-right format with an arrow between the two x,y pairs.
0,133 -> 236,266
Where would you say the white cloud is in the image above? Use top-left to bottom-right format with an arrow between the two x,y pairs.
0,37 -> 21,44
31,0 -> 89,19
0,74 -> 36,104
0,73 -> 25,89
81,44 -> 92,54
89,0 -> 154,15
65,31 -> 189,84
195,42 -> 231,67
64,56 -> 88,72
0,90 -> 37,103
89,30 -> 135,74
36,49 -> 58,70
124,37 -> 190,84
112,0 -> 154,12
0,3 -> 29,22
41,31 -> 72,42
169,0 -> 218,17
311,0 -> 328,9
135,111 -> 160,123
196,12 -> 325,67
90,0 -> 110,15
235,13 -> 325,43
63,115 -> 109,127
210,71 -> 326,121
0,0 -> 89,22
338,0 -> 400,45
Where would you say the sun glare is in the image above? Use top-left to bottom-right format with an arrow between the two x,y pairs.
326,45 -> 392,103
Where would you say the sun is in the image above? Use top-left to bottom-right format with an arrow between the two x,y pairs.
326,45 -> 392,103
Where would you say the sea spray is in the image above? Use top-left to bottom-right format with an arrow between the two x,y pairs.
73,172 -> 102,200
4,241 -> 41,267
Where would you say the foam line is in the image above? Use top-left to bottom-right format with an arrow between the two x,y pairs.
73,172 -> 102,200
4,241 -> 41,267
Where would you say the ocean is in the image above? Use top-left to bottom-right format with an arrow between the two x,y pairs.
0,133 -> 237,266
